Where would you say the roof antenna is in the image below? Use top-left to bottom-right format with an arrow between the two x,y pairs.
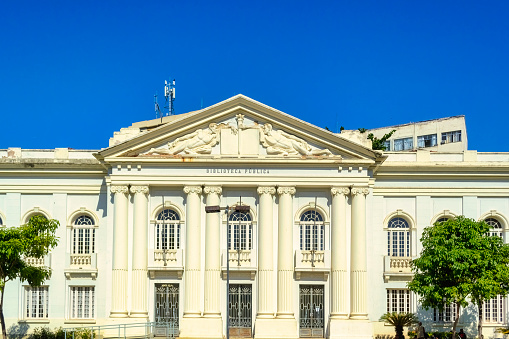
154,78 -> 176,122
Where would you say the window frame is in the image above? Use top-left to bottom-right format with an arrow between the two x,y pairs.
24,285 -> 49,319
69,286 -> 95,320
71,215 -> 96,255
393,137 -> 413,151
228,210 -> 253,251
417,134 -> 438,148
386,289 -> 411,313
155,208 -> 182,250
441,130 -> 462,144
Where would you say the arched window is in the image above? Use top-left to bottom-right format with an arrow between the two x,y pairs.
436,217 -> 449,224
299,210 -> 324,251
228,211 -> 252,250
155,209 -> 181,250
72,215 -> 95,254
387,217 -> 410,257
485,218 -> 503,238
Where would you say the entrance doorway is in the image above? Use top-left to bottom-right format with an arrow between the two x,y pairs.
299,285 -> 324,338
228,284 -> 252,337
154,283 -> 179,337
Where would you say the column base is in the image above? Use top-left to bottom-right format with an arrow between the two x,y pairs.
254,318 -> 298,339
109,311 -> 129,318
329,319 -> 373,339
179,317 -> 223,339
129,311 -> 149,318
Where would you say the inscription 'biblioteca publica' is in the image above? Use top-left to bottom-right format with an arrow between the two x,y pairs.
206,168 -> 270,174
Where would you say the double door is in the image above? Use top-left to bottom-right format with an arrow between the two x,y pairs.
154,283 -> 179,337
299,285 -> 324,338
228,284 -> 252,337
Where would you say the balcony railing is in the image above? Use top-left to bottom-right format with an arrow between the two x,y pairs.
64,253 -> 98,279
383,256 -> 414,281
221,249 -> 256,278
25,254 -> 51,268
295,250 -> 331,280
148,249 -> 184,278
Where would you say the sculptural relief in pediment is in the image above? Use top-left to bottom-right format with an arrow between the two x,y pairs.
143,114 -> 335,158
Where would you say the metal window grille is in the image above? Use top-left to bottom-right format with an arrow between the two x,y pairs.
485,218 -> 503,238
156,209 -> 181,250
433,304 -> 457,322
72,216 -> 95,254
228,211 -> 252,250
387,217 -> 410,257
386,289 -> 410,313
299,211 -> 324,251
25,286 -> 48,319
483,295 -> 505,323
70,286 -> 94,319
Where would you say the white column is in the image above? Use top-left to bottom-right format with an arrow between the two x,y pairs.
110,185 -> 129,318
203,186 -> 222,317
276,186 -> 296,319
183,185 -> 203,317
350,187 -> 369,319
330,187 -> 350,319
257,186 -> 276,318
130,185 -> 149,318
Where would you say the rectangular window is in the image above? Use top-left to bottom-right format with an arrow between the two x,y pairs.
25,286 -> 48,319
441,130 -> 462,144
383,140 -> 391,151
417,134 -> 437,148
433,303 -> 458,322
483,295 -> 504,323
73,228 -> 95,254
386,289 -> 410,313
393,137 -> 413,151
70,286 -> 95,319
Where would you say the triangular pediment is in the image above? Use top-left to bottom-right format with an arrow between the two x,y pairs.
96,95 -> 382,164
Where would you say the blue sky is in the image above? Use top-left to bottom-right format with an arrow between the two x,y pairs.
1,1 -> 508,151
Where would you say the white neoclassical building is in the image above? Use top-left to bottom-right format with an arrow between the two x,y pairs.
2,95 -> 509,339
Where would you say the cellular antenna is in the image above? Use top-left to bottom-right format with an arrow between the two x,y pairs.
154,78 -> 176,121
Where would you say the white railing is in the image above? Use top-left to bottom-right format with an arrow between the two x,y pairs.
25,254 -> 50,267
154,249 -> 178,263
148,249 -> 183,270
295,250 -> 331,271
390,257 -> 412,271
70,254 -> 92,266
228,249 -> 251,266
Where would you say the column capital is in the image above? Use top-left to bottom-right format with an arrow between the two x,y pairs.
130,185 -> 149,194
277,186 -> 296,196
257,186 -> 276,195
331,187 -> 350,196
203,186 -> 222,195
111,185 -> 129,194
351,187 -> 369,196
183,185 -> 202,195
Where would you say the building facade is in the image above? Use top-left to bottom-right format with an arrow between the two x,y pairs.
2,95 -> 509,338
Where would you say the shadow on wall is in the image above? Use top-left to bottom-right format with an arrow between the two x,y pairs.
415,303 -> 480,338
8,323 -> 29,339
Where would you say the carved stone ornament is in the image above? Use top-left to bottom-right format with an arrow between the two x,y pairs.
183,186 -> 202,195
259,123 -> 332,156
257,186 -> 276,195
111,185 -> 129,194
331,187 -> 350,196
277,186 -> 296,195
351,187 -> 369,196
130,185 -> 149,194
204,186 -> 222,195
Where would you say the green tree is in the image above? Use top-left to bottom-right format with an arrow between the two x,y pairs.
408,216 -> 509,339
0,216 -> 59,339
368,130 -> 396,150
379,312 -> 418,339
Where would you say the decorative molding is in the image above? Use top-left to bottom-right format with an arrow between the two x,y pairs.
277,186 -> 296,196
257,186 -> 276,195
130,185 -> 149,194
331,187 -> 350,196
183,186 -> 202,195
351,187 -> 369,196
111,185 -> 129,194
204,186 -> 222,195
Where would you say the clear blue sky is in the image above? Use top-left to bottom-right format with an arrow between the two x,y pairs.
1,1 -> 508,151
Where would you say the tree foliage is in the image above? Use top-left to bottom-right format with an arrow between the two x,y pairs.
379,312 -> 418,339
0,216 -> 59,339
368,129 -> 396,150
408,216 -> 509,339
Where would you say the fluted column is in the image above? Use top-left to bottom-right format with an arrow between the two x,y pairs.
203,186 -> 222,317
276,186 -> 296,319
257,186 -> 276,318
350,186 -> 369,319
330,187 -> 350,319
110,185 -> 129,318
183,185 -> 203,317
130,185 -> 149,318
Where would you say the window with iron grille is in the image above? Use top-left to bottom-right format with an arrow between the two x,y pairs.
417,134 -> 438,148
299,210 -> 324,251
386,289 -> 410,313
483,295 -> 505,323
155,209 -> 181,250
441,130 -> 462,144
25,286 -> 48,319
433,303 -> 458,322
70,286 -> 94,319
228,211 -> 252,250
393,137 -> 413,151
387,217 -> 410,257
72,215 -> 95,254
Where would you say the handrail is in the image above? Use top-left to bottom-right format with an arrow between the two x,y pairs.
63,321 -> 177,339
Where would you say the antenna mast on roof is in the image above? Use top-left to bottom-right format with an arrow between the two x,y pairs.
154,78 -> 176,122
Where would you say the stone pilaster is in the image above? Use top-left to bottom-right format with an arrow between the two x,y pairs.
256,186 -> 276,318
203,186 -> 222,317
130,185 -> 149,318
110,185 -> 129,318
350,187 -> 369,320
330,187 -> 350,319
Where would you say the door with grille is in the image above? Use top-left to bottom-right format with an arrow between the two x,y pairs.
228,284 -> 252,337
154,283 -> 179,337
299,285 -> 324,338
